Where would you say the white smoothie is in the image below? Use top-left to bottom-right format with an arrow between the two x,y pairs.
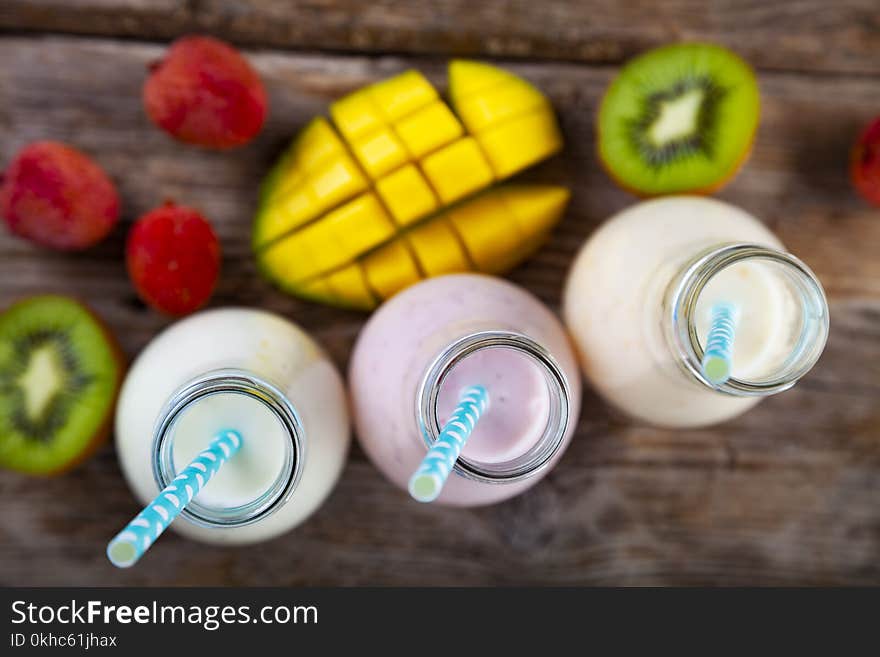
563,196 -> 805,428
115,308 -> 350,545
168,392 -> 288,509
693,259 -> 793,381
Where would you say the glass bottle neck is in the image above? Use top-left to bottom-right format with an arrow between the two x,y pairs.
665,243 -> 829,397
416,330 -> 572,485
151,369 -> 304,528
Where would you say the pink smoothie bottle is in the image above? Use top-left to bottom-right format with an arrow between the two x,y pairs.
349,274 -> 581,506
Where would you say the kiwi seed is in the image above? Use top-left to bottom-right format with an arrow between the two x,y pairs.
629,76 -> 727,169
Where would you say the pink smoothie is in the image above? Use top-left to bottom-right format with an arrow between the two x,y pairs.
348,274 -> 581,506
436,347 -> 551,464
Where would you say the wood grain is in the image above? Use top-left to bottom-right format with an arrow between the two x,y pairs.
2,1 -> 880,74
0,35 -> 878,585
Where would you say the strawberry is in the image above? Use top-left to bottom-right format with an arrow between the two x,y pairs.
0,141 -> 120,250
144,35 -> 268,149
126,203 -> 221,315
851,115 -> 880,207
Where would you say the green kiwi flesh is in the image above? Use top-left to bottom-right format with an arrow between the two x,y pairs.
0,295 -> 122,474
598,43 -> 760,196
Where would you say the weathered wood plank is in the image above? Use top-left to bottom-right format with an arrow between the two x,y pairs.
1,1 -> 880,75
0,36 -> 878,585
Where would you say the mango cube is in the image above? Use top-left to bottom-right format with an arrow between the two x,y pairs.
421,137 -> 494,204
292,117 -> 347,173
363,240 -> 422,300
326,193 -> 396,256
395,101 -> 464,158
375,165 -> 438,226
297,224 -> 346,277
253,186 -> 312,248
454,80 -> 548,134
262,117 -> 343,204
350,128 -> 409,178
477,110 -> 563,177
330,89 -> 384,140
309,155 -> 367,209
448,60 -> 514,102
369,70 -> 438,121
326,264 -> 376,311
407,217 -> 471,276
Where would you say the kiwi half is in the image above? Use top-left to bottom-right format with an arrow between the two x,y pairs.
0,295 -> 123,475
598,43 -> 760,196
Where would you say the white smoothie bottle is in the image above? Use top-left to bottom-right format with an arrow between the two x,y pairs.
349,274 -> 582,506
114,308 -> 350,545
563,196 -> 829,428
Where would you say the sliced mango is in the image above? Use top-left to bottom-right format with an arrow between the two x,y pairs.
254,60 -> 567,309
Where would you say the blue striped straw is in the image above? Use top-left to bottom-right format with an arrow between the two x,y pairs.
107,430 -> 243,568
701,302 -> 740,385
409,385 -> 489,503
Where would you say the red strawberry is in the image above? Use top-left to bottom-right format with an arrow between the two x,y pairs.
144,35 -> 268,149
126,203 -> 221,316
0,141 -> 120,250
851,115 -> 880,207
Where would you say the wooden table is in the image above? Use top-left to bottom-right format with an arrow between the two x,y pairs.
0,1 -> 878,586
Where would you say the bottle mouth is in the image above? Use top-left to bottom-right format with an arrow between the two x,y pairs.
667,243 -> 830,397
416,331 -> 572,485
151,369 -> 304,529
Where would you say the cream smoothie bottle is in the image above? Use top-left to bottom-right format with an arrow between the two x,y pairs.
114,308 -> 350,546
349,274 -> 581,506
563,196 -> 829,428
